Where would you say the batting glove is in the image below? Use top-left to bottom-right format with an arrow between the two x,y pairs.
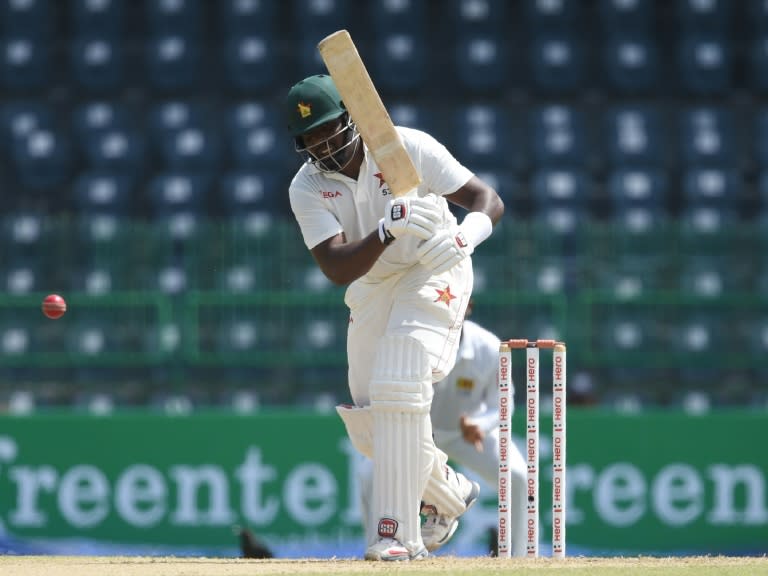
416,225 -> 474,274
378,194 -> 441,245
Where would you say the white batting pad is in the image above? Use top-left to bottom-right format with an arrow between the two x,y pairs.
370,335 -> 433,552
421,446 -> 472,518
336,404 -> 373,458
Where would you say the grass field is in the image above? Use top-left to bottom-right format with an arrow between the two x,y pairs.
1,556 -> 767,576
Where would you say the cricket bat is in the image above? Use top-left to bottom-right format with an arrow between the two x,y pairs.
318,29 -> 421,197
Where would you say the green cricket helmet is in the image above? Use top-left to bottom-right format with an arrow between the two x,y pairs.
286,74 -> 347,137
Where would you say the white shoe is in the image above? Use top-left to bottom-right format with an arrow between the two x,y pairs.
421,475 -> 481,552
364,538 -> 428,561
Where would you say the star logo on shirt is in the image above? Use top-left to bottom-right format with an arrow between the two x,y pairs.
434,285 -> 456,306
374,172 -> 386,187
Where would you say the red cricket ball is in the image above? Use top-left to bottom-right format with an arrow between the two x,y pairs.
42,294 -> 67,320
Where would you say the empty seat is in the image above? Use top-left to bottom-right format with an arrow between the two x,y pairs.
452,104 -> 512,170
146,33 -> 201,91
677,0 -> 729,34
531,168 -> 590,209
220,171 -> 278,215
71,35 -> 123,92
219,0 -> 276,34
680,106 -> 733,166
388,102 -> 434,134
682,167 -> 741,210
73,101 -> 130,140
146,0 -> 202,37
294,0 -> 351,38
72,0 -> 123,34
83,127 -> 144,172
603,34 -> 658,94
679,33 -> 731,95
0,36 -> 49,91
599,0 -> 654,33
148,172 -> 208,214
224,33 -> 275,93
530,104 -> 586,167
0,0 -> 51,35
679,257 -> 731,299
455,33 -> 507,94
604,105 -> 663,167
371,0 -> 427,32
529,32 -> 584,94
73,170 -> 132,214
0,101 -> 52,152
159,125 -> 218,171
372,32 -> 427,94
12,129 -> 70,191
523,0 -> 579,31
608,169 -> 668,244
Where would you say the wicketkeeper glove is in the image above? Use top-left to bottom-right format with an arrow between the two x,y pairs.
378,194 -> 441,245
417,212 -> 493,274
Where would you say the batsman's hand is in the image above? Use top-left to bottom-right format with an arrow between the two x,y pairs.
378,194 -> 441,245
416,225 -> 473,274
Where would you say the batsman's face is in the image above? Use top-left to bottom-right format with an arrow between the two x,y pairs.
298,116 -> 360,173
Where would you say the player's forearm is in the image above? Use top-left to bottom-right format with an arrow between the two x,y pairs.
311,231 -> 387,285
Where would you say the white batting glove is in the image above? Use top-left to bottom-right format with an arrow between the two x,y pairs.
416,225 -> 474,274
378,194 -> 441,245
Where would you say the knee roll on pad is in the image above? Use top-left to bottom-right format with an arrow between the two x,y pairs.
370,334 -> 433,412
336,404 -> 373,458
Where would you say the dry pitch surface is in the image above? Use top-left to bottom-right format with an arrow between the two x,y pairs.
1,556 -> 767,576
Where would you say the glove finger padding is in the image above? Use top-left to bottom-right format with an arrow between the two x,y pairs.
405,204 -> 441,240
417,227 -> 473,274
382,194 -> 443,242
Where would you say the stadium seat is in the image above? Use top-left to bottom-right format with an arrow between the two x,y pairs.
682,167 -> 742,210
604,105 -> 663,167
680,106 -> 733,166
677,0 -> 729,34
452,104 -> 513,171
451,0 -> 508,33
220,171 -> 278,216
388,102 -> 435,134
455,33 -> 507,94
72,0 -> 123,35
371,0 -> 427,31
229,123 -> 284,169
608,168 -> 667,211
73,170 -> 133,214
83,127 -> 144,173
598,0 -> 654,33
529,31 -> 584,94
146,0 -> 202,37
0,101 -> 52,154
603,34 -> 658,94
531,168 -> 590,209
293,0 -> 351,38
372,32 -> 427,94
146,33 -> 201,91
224,33 -> 275,93
149,100 -> 207,140
12,128 -> 71,191
219,0 -> 277,35
159,125 -> 218,171
679,257 -> 730,299
523,0 -> 579,31
678,33 -> 731,95
0,36 -> 49,91
70,35 -> 123,93
530,104 -> 586,167
73,101 -> 130,141
0,0 -> 51,35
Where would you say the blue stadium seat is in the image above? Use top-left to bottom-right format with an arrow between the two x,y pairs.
224,33 -> 275,93
388,102 -> 435,134
0,102 -> 52,153
70,265 -> 119,295
455,33 -> 507,94
608,168 -> 667,211
682,167 -> 741,210
0,36 -> 49,91
599,0 -> 654,33
372,32 -> 427,93
219,0 -> 277,35
71,35 -> 123,92
604,105 -> 663,167
146,33 -> 201,91
531,168 -> 589,210
146,0 -> 202,37
83,127 -> 144,173
451,0 -> 508,33
73,101 -> 130,141
159,125 -> 218,171
679,33 -> 731,95
73,170 -> 132,214
148,172 -> 208,215
603,34 -> 658,94
2,264 -> 39,294
530,104 -> 586,167
529,32 -> 584,94
371,0 -> 427,31
294,0 -> 351,38
677,0 -> 729,34
220,171 -> 278,215
0,0 -> 51,35
679,257 -> 730,299
150,263 -> 188,294
72,0 -> 123,34
12,129 -> 70,191
78,213 -> 126,246
452,104 -> 512,171
297,36 -> 327,78
680,106 -> 733,166
523,0 -> 579,31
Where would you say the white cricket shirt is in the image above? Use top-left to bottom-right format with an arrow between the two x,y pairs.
288,126 -> 474,282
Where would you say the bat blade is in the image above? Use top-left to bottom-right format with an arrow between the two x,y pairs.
318,29 -> 421,197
